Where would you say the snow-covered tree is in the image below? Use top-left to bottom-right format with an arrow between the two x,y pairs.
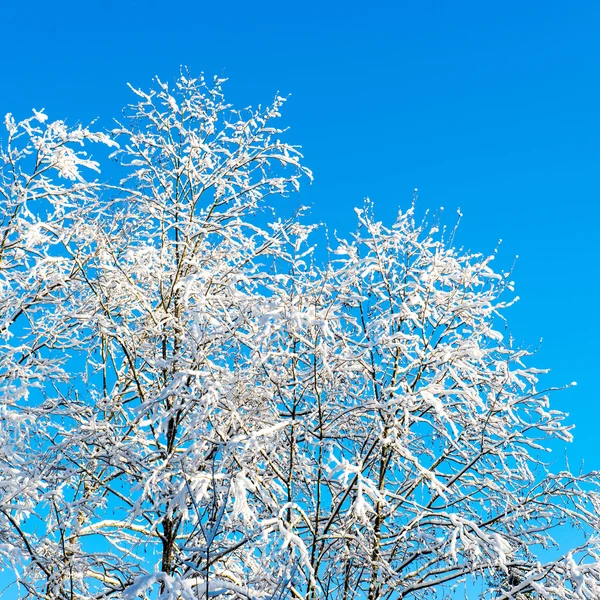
1,73 -> 600,600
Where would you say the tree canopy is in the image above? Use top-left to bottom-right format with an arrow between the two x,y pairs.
1,73 -> 600,600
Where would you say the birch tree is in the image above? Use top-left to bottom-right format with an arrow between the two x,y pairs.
1,72 -> 600,600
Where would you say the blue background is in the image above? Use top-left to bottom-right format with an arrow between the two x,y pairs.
1,0 -> 599,593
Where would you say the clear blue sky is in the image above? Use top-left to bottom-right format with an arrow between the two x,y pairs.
2,0 -> 599,473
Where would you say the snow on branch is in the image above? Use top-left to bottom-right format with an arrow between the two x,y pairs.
0,71 -> 598,600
